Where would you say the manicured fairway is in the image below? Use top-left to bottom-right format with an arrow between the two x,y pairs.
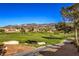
0,32 -> 65,45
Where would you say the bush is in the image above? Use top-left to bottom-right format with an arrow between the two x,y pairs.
0,29 -> 5,33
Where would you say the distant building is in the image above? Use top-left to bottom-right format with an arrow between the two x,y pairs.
4,27 -> 20,33
25,28 -> 29,32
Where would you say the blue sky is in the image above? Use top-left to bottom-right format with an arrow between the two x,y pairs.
0,3 -> 73,26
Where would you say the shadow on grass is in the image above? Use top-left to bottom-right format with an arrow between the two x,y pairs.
42,36 -> 63,39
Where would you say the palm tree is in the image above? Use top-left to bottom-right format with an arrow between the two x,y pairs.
61,4 -> 79,47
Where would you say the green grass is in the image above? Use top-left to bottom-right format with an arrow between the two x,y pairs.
0,32 -> 67,47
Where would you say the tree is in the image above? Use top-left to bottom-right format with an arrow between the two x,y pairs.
55,22 -> 73,33
0,29 -> 5,33
61,4 -> 79,48
29,27 -> 34,32
55,22 -> 65,31
20,27 -> 25,34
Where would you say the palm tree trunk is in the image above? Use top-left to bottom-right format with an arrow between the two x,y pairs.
75,28 -> 79,52
75,28 -> 79,46
73,18 -> 79,46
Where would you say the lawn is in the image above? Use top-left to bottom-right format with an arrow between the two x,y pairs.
0,32 -> 67,46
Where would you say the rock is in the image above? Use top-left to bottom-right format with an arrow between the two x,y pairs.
42,48 -> 58,52
3,41 -> 19,45
25,43 -> 28,45
47,45 -> 61,48
63,40 -> 73,44
37,42 -> 46,45
55,43 -> 65,46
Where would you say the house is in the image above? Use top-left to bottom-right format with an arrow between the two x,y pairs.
4,27 -> 20,33
25,28 -> 29,32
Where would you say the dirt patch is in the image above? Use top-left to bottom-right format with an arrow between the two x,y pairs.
4,44 -> 35,56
